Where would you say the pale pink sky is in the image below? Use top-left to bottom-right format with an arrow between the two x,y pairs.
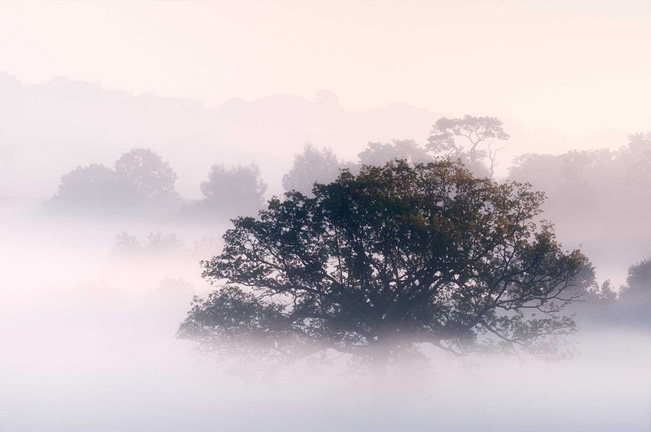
0,0 -> 649,138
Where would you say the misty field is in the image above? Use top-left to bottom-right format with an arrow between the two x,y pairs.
1,2 -> 650,431
0,201 -> 648,432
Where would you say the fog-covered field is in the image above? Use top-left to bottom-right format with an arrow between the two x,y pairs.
1,205 -> 648,432
1,2 -> 650,431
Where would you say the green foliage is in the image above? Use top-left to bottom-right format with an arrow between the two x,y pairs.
180,160 -> 592,366
177,286 -> 326,361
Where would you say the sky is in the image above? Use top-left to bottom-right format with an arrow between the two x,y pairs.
0,0 -> 649,139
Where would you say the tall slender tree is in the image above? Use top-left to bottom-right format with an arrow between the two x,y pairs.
427,115 -> 509,178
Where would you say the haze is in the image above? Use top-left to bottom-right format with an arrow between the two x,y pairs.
0,0 -> 649,135
0,2 -> 649,431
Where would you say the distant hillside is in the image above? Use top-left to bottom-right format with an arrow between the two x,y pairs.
0,72 -> 627,199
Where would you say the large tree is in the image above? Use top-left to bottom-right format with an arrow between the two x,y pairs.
179,160 -> 592,370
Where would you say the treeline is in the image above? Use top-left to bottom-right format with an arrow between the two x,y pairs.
49,148 -> 267,220
49,115 -> 515,220
575,258 -> 650,328
47,116 -> 650,326
48,117 -> 649,231
510,133 -> 649,238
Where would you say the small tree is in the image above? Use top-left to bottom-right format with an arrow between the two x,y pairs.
54,163 -> 138,207
619,258 -> 651,308
200,163 -> 267,217
427,115 -> 509,178
179,160 -> 591,370
115,148 -> 178,201
282,144 -> 341,195
357,139 -> 431,167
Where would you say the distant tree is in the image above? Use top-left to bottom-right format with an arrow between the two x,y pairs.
357,139 -> 431,167
509,150 -> 603,219
112,231 -> 186,257
54,163 -> 136,206
509,135 -> 650,234
508,153 -> 558,191
619,258 -> 651,306
112,230 -> 142,256
588,280 -> 618,304
508,136 -> 650,303
114,148 -> 178,201
625,132 -> 651,158
282,144 -> 341,195
427,115 -> 509,178
145,232 -> 185,255
618,133 -> 650,192
200,164 -> 267,216
576,279 -> 618,313
179,160 -> 592,370
52,148 -> 180,214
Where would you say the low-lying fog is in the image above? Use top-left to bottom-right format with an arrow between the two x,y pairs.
1,206 -> 648,432
1,2 -> 649,430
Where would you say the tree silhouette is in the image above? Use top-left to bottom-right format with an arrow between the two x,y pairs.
282,144 -> 340,195
427,115 -> 509,178
54,163 -> 138,207
114,148 -> 178,201
357,139 -> 431,167
199,163 -> 267,217
179,160 -> 592,370
619,258 -> 651,315
52,148 -> 179,214
508,134 -> 650,271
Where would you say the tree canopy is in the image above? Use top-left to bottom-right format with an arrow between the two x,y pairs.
620,258 -> 651,307
427,115 -> 509,178
282,144 -> 341,195
55,163 -> 137,206
179,160 -> 592,369
357,140 -> 431,167
53,148 -> 179,211
508,134 -> 650,273
199,163 -> 267,217
114,148 -> 179,201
